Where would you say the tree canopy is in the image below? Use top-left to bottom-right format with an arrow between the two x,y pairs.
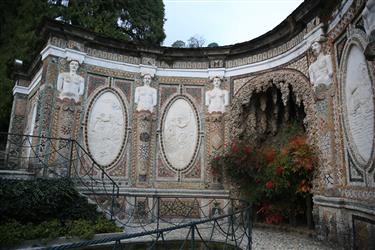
171,36 -> 219,48
0,0 -> 166,131
171,40 -> 186,48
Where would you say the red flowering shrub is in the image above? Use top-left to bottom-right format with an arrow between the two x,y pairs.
265,181 -> 274,189
211,134 -> 317,225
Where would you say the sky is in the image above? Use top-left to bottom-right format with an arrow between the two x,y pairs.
163,0 -> 304,47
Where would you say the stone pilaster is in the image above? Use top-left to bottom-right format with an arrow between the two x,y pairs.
135,111 -> 153,183
206,112 -> 225,188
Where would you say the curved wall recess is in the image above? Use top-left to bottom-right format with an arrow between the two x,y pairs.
160,96 -> 200,172
85,88 -> 128,167
229,69 -> 316,142
340,30 -> 375,168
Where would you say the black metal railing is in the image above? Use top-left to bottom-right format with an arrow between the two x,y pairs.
0,132 -> 252,249
0,132 -> 119,219
46,195 -> 252,250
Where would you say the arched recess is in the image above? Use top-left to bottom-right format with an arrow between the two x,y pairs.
228,69 -> 317,144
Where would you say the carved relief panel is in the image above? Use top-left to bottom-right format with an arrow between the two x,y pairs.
339,28 -> 375,183
160,96 -> 200,171
85,89 -> 128,168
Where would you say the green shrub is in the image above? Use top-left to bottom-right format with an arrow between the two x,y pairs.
0,218 -> 121,246
0,178 -> 121,247
0,178 -> 99,224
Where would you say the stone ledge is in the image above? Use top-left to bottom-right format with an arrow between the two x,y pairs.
0,169 -> 35,180
313,195 -> 375,216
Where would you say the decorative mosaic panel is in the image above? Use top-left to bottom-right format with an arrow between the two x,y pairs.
159,85 -> 178,107
159,199 -> 200,218
347,151 -> 364,183
352,215 -> 375,250
182,158 -> 202,180
185,86 -> 203,106
113,78 -> 132,102
87,74 -> 107,97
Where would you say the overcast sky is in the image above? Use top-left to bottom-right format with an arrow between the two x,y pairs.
163,0 -> 304,47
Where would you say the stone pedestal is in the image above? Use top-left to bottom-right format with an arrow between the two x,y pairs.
314,85 -> 336,189
135,111 -> 153,183
50,99 -> 82,177
206,112 -> 225,188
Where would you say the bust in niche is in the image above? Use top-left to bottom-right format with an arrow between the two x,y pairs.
134,74 -> 157,113
363,0 -> 375,40
57,60 -> 85,103
308,39 -> 333,90
205,77 -> 229,113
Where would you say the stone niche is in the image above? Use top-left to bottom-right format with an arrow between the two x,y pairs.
239,85 -> 306,146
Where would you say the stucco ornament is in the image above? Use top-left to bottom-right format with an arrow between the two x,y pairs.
205,77 -> 229,113
57,60 -> 85,102
134,74 -> 157,113
308,39 -> 333,89
363,0 -> 375,40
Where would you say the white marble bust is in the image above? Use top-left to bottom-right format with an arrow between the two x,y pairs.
308,40 -> 333,89
205,77 -> 229,113
57,60 -> 85,102
134,74 -> 157,113
363,0 -> 375,39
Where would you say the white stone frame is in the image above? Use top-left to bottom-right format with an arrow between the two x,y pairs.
159,94 -> 201,173
338,28 -> 375,173
84,86 -> 129,169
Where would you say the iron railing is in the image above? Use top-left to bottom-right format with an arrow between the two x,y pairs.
0,132 -> 252,249
0,132 -> 120,219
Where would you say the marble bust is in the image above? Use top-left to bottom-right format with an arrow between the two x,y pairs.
57,60 -> 85,102
134,74 -> 157,113
205,77 -> 229,113
363,0 -> 375,40
308,40 -> 333,89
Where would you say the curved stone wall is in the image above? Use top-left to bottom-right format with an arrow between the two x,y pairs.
7,0 -> 375,248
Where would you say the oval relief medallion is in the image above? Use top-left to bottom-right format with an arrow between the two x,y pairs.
87,91 -> 126,166
161,97 -> 199,170
343,43 -> 374,163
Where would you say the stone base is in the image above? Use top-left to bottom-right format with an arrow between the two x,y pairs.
314,195 -> 375,249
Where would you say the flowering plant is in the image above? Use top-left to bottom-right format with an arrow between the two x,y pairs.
211,135 -> 317,225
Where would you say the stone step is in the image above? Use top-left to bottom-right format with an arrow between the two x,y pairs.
0,169 -> 35,180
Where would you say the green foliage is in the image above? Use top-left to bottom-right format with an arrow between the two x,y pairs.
0,178 -> 99,224
0,218 -> 121,246
212,130 -> 317,224
171,40 -> 186,48
207,42 -> 219,48
0,178 -> 121,246
0,0 -> 165,131
187,35 -> 205,48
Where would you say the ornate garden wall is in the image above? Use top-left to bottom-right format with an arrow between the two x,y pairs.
7,0 -> 375,248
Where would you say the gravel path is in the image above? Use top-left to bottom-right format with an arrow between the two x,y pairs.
252,227 -> 337,250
